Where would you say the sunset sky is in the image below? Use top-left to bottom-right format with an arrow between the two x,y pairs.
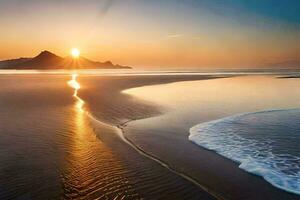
0,0 -> 299,68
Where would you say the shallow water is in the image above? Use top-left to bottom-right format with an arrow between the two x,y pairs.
124,75 -> 300,196
0,75 -> 141,199
1,73 -> 300,199
0,74 -> 213,200
190,109 -> 300,194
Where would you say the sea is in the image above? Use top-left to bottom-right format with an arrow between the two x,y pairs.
190,108 -> 300,194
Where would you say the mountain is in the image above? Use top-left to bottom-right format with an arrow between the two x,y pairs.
0,51 -> 131,69
0,57 -> 31,68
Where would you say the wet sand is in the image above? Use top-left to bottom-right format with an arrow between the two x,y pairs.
1,73 -> 299,199
79,74 -> 227,199
0,74 -> 218,200
79,75 -> 300,200
79,74 -> 225,125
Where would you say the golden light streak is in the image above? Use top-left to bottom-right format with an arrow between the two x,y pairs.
68,74 -> 81,95
68,73 -> 84,112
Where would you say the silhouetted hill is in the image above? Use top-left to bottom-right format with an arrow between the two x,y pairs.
0,50 -> 131,69
0,57 -> 31,68
18,51 -> 64,69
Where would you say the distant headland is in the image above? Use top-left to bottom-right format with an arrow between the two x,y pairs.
0,51 -> 131,70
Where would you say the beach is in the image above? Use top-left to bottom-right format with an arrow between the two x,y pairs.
0,73 -> 219,200
120,75 -> 300,199
1,0 -> 299,199
0,73 -> 300,199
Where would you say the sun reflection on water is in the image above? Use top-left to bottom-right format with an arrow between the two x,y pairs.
64,73 -> 141,199
68,73 -> 84,112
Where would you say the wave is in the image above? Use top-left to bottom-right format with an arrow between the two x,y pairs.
189,109 -> 300,195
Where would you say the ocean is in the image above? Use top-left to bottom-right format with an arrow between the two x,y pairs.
190,109 -> 300,194
1,72 -> 300,199
123,75 -> 300,197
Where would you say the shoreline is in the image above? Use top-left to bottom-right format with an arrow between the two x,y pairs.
78,74 -> 227,199
1,73 -> 299,199
87,113 -> 224,200
188,108 -> 300,195
78,74 -> 300,200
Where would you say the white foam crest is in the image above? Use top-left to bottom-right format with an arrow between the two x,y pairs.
189,110 -> 300,195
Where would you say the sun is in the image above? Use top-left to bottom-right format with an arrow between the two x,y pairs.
71,48 -> 80,58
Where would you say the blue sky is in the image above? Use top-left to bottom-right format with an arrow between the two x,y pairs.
0,0 -> 299,68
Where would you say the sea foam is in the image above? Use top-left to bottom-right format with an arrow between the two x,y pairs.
189,109 -> 300,195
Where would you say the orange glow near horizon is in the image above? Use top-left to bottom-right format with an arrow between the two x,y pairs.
0,1 -> 299,68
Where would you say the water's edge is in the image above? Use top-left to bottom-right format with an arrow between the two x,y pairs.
189,109 -> 300,195
86,111 -> 224,200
